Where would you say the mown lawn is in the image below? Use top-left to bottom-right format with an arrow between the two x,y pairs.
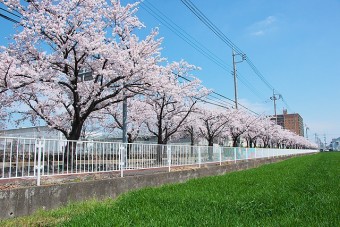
2,152 -> 340,226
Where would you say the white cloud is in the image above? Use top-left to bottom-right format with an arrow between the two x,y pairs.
248,16 -> 277,37
251,30 -> 265,36
238,98 -> 271,115
259,16 -> 276,26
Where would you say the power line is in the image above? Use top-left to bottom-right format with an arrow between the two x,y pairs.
0,4 -> 21,23
140,1 -> 233,72
180,0 -> 293,111
0,12 -> 19,23
141,1 -> 263,114
180,0 -> 242,53
281,97 -> 293,113
140,1 -> 267,101
0,7 -> 21,18
176,73 -> 260,115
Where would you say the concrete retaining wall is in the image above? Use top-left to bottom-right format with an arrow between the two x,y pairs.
0,155 -> 309,219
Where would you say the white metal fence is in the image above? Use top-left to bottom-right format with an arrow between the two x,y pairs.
0,137 -> 317,185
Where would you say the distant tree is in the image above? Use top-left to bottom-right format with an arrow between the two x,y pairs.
102,97 -> 149,143
143,61 -> 208,144
270,124 -> 285,148
79,115 -> 105,141
196,106 -> 232,160
244,115 -> 264,148
143,61 -> 209,162
227,110 -> 254,147
179,111 -> 202,146
258,118 -> 276,148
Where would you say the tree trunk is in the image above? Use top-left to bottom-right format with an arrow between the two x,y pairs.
190,132 -> 194,156
127,133 -> 133,159
232,136 -> 239,147
156,135 -> 164,163
208,139 -> 214,161
64,120 -> 84,171
253,140 -> 257,148
250,138 -> 255,148
245,138 -> 250,148
264,140 -> 270,148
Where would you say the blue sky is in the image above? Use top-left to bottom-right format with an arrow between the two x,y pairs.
1,0 -> 340,143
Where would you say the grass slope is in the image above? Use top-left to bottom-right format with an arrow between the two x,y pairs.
2,153 -> 340,226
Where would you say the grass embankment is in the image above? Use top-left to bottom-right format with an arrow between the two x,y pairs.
2,152 -> 340,226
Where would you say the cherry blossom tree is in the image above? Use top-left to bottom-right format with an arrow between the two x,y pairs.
0,0 -> 166,169
268,124 -> 284,148
196,107 -> 229,146
243,115 -> 265,148
78,114 -> 106,141
179,110 -> 203,146
175,112 -> 203,156
258,118 -> 276,148
195,106 -> 232,159
143,61 -> 209,144
0,95 -> 9,129
0,50 -> 32,128
1,0 -> 162,141
101,96 -> 149,143
227,109 -> 255,147
142,61 -> 209,162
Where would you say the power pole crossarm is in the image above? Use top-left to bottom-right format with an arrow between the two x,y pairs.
270,89 -> 282,124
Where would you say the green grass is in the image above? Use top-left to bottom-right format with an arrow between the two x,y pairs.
2,152 -> 340,226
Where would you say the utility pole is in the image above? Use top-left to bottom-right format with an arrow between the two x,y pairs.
122,97 -> 127,143
232,49 -> 246,109
122,81 -> 127,143
314,133 -> 322,150
270,89 -> 282,124
305,124 -> 309,139
314,133 -> 317,143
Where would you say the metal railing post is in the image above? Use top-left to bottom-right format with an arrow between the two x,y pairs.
35,140 -> 44,186
167,145 -> 171,172
1,138 -> 5,178
198,147 -> 201,168
267,149 -> 270,160
219,147 -> 222,166
254,148 -> 257,160
119,145 -> 125,178
234,147 -> 237,163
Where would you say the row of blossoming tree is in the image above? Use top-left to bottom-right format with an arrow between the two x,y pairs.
101,96 -> 316,149
0,0 -> 316,154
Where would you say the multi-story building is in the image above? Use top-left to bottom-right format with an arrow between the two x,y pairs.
0,126 -> 63,139
272,110 -> 304,137
330,137 -> 340,151
276,114 -> 285,128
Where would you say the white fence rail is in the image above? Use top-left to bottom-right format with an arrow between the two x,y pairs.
0,137 -> 317,184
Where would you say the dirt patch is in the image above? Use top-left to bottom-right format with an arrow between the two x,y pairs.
0,171 -> 123,190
